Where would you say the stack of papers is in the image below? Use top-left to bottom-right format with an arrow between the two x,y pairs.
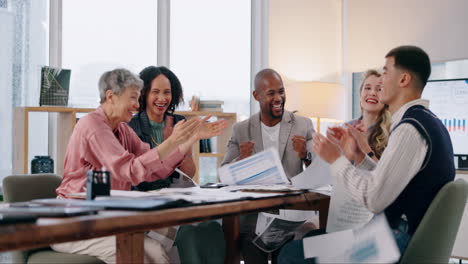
221,184 -> 302,193
32,197 -> 188,211
219,148 -> 289,185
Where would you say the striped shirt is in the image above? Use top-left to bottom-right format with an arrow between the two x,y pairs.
330,99 -> 429,213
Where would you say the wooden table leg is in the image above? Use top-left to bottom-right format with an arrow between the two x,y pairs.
223,216 -> 241,264
318,198 -> 330,229
116,232 -> 144,264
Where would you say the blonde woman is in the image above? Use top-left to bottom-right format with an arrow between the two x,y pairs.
346,69 -> 391,162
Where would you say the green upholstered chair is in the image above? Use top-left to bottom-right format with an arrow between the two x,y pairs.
399,179 -> 468,264
2,174 -> 104,264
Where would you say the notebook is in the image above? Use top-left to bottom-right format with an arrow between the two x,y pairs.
0,214 -> 38,224
32,197 -> 190,211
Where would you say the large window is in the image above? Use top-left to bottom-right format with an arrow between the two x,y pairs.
62,0 -> 158,107
170,0 -> 251,120
170,0 -> 251,184
0,0 -> 49,179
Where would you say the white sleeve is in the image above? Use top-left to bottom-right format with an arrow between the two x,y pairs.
330,123 -> 428,213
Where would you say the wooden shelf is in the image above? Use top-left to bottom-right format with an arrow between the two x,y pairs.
13,107 -> 95,175
19,106 -> 95,113
199,153 -> 226,158
14,107 -> 236,184
175,111 -> 236,118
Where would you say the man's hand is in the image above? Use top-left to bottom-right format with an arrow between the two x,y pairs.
312,133 -> 341,164
291,135 -> 307,159
239,141 -> 255,160
327,126 -> 362,162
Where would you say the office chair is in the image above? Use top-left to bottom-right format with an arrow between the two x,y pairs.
3,174 -> 104,264
399,179 -> 468,264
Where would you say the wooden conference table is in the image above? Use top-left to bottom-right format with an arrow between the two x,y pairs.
0,191 -> 330,264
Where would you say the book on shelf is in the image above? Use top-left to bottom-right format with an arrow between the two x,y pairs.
199,138 -> 212,153
200,100 -> 224,105
199,106 -> 223,112
39,66 -> 71,106
198,100 -> 224,112
190,95 -> 200,111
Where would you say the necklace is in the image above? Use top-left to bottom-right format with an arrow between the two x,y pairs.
150,136 -> 159,147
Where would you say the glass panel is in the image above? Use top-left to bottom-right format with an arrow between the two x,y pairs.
170,0 -> 251,120
0,0 -> 49,180
198,157 -> 218,185
170,0 -> 251,183
62,0 -> 158,108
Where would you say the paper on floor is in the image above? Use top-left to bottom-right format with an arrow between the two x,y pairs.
303,214 -> 400,263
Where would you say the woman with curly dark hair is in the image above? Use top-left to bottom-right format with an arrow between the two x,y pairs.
129,66 -> 196,190
128,66 -> 225,264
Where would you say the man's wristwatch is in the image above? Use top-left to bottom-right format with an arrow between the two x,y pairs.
301,151 -> 312,163
367,151 -> 375,158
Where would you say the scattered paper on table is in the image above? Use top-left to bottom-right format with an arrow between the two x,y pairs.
218,148 -> 289,185
291,156 -> 332,190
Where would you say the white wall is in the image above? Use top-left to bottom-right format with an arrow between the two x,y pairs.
345,0 -> 468,72
342,0 -> 468,119
269,0 -> 345,119
269,0 -> 342,82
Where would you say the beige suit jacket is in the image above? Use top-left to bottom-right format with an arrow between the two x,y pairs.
221,111 -> 315,179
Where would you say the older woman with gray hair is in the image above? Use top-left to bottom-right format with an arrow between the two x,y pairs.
52,68 -> 227,263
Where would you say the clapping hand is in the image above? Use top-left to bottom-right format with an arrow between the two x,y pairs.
197,116 -> 228,139
327,126 -> 362,162
312,133 -> 341,164
170,119 -> 201,146
345,123 -> 373,157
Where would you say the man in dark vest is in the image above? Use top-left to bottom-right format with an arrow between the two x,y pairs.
310,45 -> 455,254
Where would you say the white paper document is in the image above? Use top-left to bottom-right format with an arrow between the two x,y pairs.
253,212 -> 306,253
291,156 -> 332,190
326,179 -> 374,233
303,229 -> 354,260
218,148 -> 289,185
221,184 -> 301,192
303,214 -> 400,263
148,186 -> 280,203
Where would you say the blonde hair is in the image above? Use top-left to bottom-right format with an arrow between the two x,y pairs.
360,69 -> 391,159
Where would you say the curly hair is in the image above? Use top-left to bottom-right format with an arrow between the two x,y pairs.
360,69 -> 391,159
138,66 -> 184,113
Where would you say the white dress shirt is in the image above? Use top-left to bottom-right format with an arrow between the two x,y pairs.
331,99 -> 430,213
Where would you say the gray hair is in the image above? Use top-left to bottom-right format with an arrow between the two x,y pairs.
98,68 -> 144,103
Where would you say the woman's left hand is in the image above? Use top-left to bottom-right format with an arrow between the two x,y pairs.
345,123 -> 373,155
197,116 -> 228,139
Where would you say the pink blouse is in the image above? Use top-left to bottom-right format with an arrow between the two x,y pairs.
56,107 -> 184,198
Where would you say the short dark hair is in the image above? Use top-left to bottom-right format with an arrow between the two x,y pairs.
385,45 -> 431,90
138,66 -> 184,113
254,68 -> 283,91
